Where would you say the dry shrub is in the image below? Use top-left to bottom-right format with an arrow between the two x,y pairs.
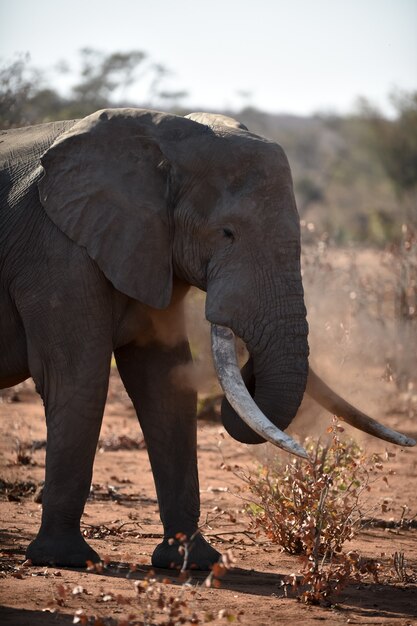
133,565 -> 239,626
133,574 -> 201,626
244,420 -> 386,604
46,555 -> 238,625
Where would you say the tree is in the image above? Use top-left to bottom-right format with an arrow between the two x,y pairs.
69,48 -> 147,116
0,49 -> 188,129
359,91 -> 417,200
0,54 -> 46,128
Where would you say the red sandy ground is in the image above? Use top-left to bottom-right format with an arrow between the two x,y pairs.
0,369 -> 416,626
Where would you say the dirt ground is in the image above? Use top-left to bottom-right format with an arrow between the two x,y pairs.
1,247 -> 417,625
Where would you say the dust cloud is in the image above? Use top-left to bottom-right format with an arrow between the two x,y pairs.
292,243 -> 417,441
181,288 -> 220,397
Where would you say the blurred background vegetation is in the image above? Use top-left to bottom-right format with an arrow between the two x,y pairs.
1,49 -> 416,247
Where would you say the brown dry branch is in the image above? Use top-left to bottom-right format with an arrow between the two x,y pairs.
0,478 -> 39,501
81,520 -> 144,540
98,434 -> 146,452
390,551 -> 417,583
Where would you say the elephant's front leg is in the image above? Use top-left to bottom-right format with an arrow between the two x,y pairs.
115,340 -> 221,570
23,314 -> 113,567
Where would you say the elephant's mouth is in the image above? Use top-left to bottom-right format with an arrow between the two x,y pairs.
210,324 -> 416,455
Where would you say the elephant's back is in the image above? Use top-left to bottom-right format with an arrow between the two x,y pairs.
0,120 -> 77,209
0,120 -> 77,167
0,120 -> 77,264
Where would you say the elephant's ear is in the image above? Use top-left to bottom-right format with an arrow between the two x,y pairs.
38,109 -> 176,308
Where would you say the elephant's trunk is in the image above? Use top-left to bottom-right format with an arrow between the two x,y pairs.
211,325 -> 308,457
206,252 -> 309,452
212,314 -> 309,449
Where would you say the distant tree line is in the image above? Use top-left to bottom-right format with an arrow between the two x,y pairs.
0,48 -> 187,128
1,50 -> 416,245
237,94 -> 416,243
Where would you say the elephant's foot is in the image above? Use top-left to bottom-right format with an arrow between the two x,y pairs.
26,531 -> 100,567
152,533 -> 221,571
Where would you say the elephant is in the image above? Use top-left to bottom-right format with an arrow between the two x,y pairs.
0,108 -> 414,570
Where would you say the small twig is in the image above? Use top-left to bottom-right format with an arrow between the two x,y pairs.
206,530 -> 259,544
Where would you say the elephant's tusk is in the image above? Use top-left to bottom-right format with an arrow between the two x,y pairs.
211,324 -> 309,459
306,367 -> 416,447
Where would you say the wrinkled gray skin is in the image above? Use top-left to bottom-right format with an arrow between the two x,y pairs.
0,109 -> 309,569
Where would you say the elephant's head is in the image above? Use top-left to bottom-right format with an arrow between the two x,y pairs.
176,113 -> 310,451
38,108 -> 415,455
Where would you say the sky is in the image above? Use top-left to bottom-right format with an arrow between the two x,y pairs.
1,0 -> 416,117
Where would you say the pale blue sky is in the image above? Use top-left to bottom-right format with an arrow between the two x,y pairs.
1,0 -> 416,115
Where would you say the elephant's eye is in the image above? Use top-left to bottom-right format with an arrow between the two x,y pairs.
222,227 -> 235,241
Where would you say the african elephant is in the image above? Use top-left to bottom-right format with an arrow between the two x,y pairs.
0,109 -> 414,570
